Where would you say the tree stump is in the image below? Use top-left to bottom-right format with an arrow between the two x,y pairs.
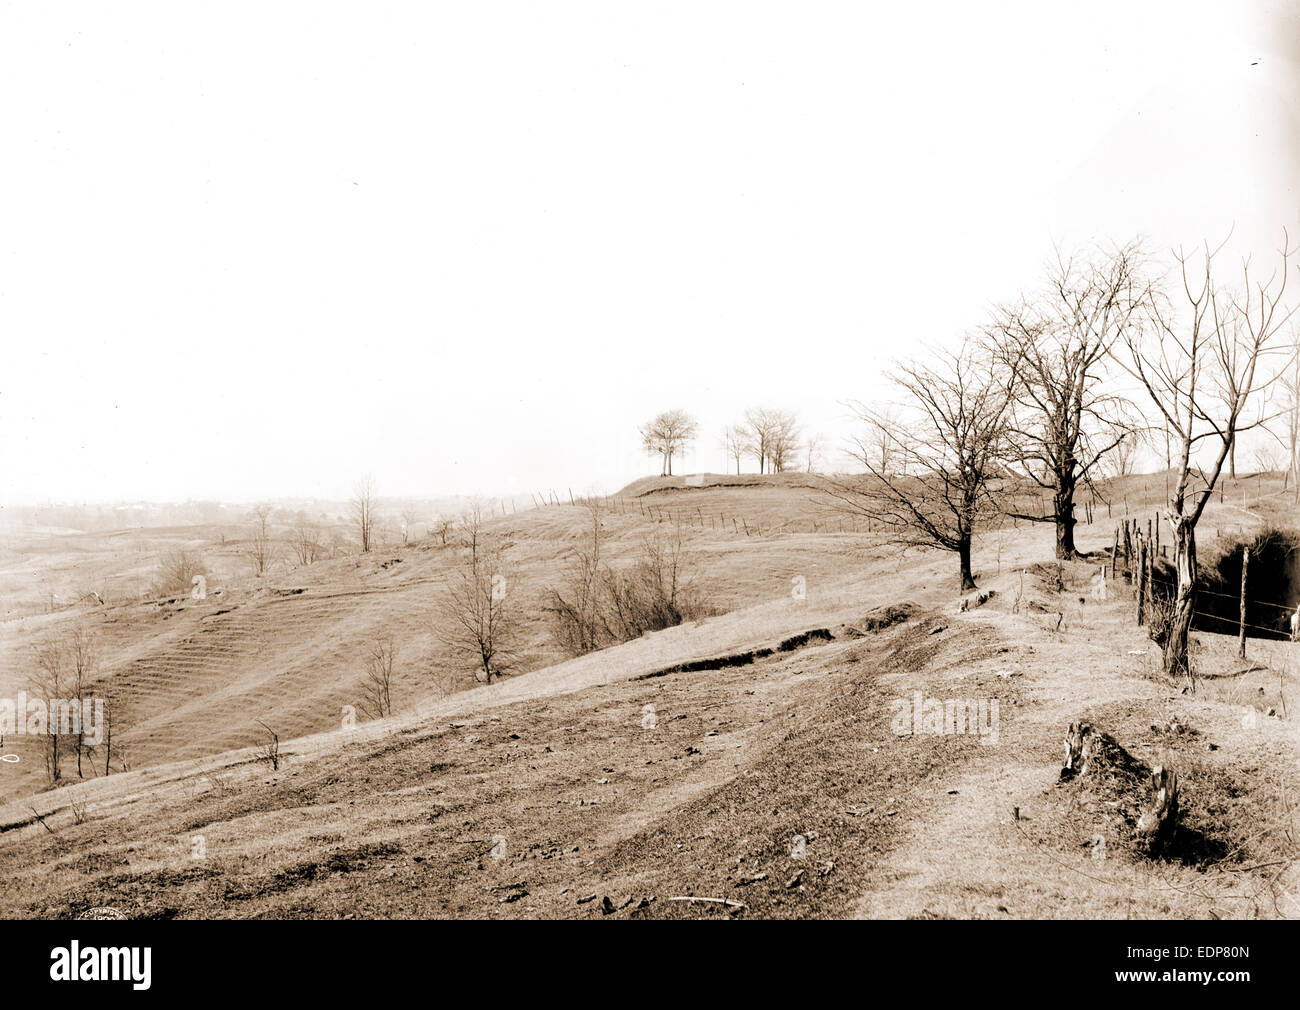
1136,764 -> 1179,855
1060,721 -> 1180,857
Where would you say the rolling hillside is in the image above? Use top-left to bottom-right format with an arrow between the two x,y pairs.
0,473 -> 1296,918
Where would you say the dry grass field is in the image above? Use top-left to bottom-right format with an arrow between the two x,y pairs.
0,473 -> 1297,918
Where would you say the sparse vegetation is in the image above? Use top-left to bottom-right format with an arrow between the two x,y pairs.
256,721 -> 281,771
831,339 -> 1015,590
246,504 -> 276,576
361,637 -> 397,720
1120,231 -> 1296,676
351,475 -> 377,553
988,242 -> 1147,558
289,521 -> 326,566
150,548 -> 208,599
436,510 -> 520,683
546,508 -> 713,656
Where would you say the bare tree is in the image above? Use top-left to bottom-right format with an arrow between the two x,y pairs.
66,626 -> 95,778
1280,339 -> 1300,499
289,521 -> 326,566
1111,430 -> 1140,477
401,508 -> 422,544
544,504 -> 608,655
829,340 -> 1015,590
766,411 -> 801,473
988,243 -> 1147,558
1253,441 -> 1284,474
803,432 -> 827,473
1120,232 -> 1295,676
720,425 -> 749,474
431,516 -> 455,545
640,410 -> 698,476
437,511 -> 519,683
743,407 -> 778,473
852,407 -> 901,476
246,504 -> 275,576
351,475 -> 376,553
30,640 -> 66,786
744,407 -> 800,473
360,637 -> 397,719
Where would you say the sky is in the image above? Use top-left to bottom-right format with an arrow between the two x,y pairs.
1,1 -> 1297,504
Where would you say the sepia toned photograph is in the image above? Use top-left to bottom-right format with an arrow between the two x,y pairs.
0,0 -> 1295,980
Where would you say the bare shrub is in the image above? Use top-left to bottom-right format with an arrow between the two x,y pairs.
151,549 -> 207,599
256,720 -> 280,771
547,511 -> 713,656
289,522 -> 326,566
361,637 -> 397,719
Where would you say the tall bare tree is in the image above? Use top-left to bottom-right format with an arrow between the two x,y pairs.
639,409 -> 698,476
1280,338 -> 1300,500
1120,232 -> 1295,676
743,407 -> 800,473
720,425 -> 748,474
803,432 -> 827,473
30,639 -> 66,786
829,340 -> 1015,589
988,243 -> 1147,558
351,475 -> 376,553
766,411 -> 801,473
66,626 -> 95,778
437,510 -> 519,683
246,504 -> 275,576
853,408 -> 901,476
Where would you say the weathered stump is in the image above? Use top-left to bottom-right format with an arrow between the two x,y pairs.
1136,764 -> 1179,856
1059,721 -> 1180,858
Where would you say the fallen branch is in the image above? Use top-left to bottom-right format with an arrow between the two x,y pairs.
1196,664 -> 1268,680
29,807 -> 55,835
667,896 -> 746,909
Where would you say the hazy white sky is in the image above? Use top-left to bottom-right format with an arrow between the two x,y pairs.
2,1 -> 1297,504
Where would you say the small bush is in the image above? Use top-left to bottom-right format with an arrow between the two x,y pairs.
547,517 -> 715,656
151,550 -> 208,599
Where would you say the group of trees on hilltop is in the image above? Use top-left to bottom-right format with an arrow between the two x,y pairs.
828,233 -> 1297,679
640,406 -> 825,476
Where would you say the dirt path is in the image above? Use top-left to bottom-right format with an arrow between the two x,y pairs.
852,587 -> 1300,919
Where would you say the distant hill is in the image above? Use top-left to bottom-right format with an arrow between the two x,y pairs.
615,472 -> 837,497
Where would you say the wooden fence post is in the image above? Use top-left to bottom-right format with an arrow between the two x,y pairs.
1136,536 -> 1147,626
1239,546 -> 1250,659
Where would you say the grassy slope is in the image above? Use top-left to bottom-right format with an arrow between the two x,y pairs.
0,474 -> 1297,917
0,480 -> 902,802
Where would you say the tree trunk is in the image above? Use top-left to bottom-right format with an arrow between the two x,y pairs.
958,538 -> 976,591
1162,519 -> 1197,677
1053,485 -> 1077,559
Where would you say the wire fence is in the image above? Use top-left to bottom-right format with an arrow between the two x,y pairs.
527,489 -> 880,539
